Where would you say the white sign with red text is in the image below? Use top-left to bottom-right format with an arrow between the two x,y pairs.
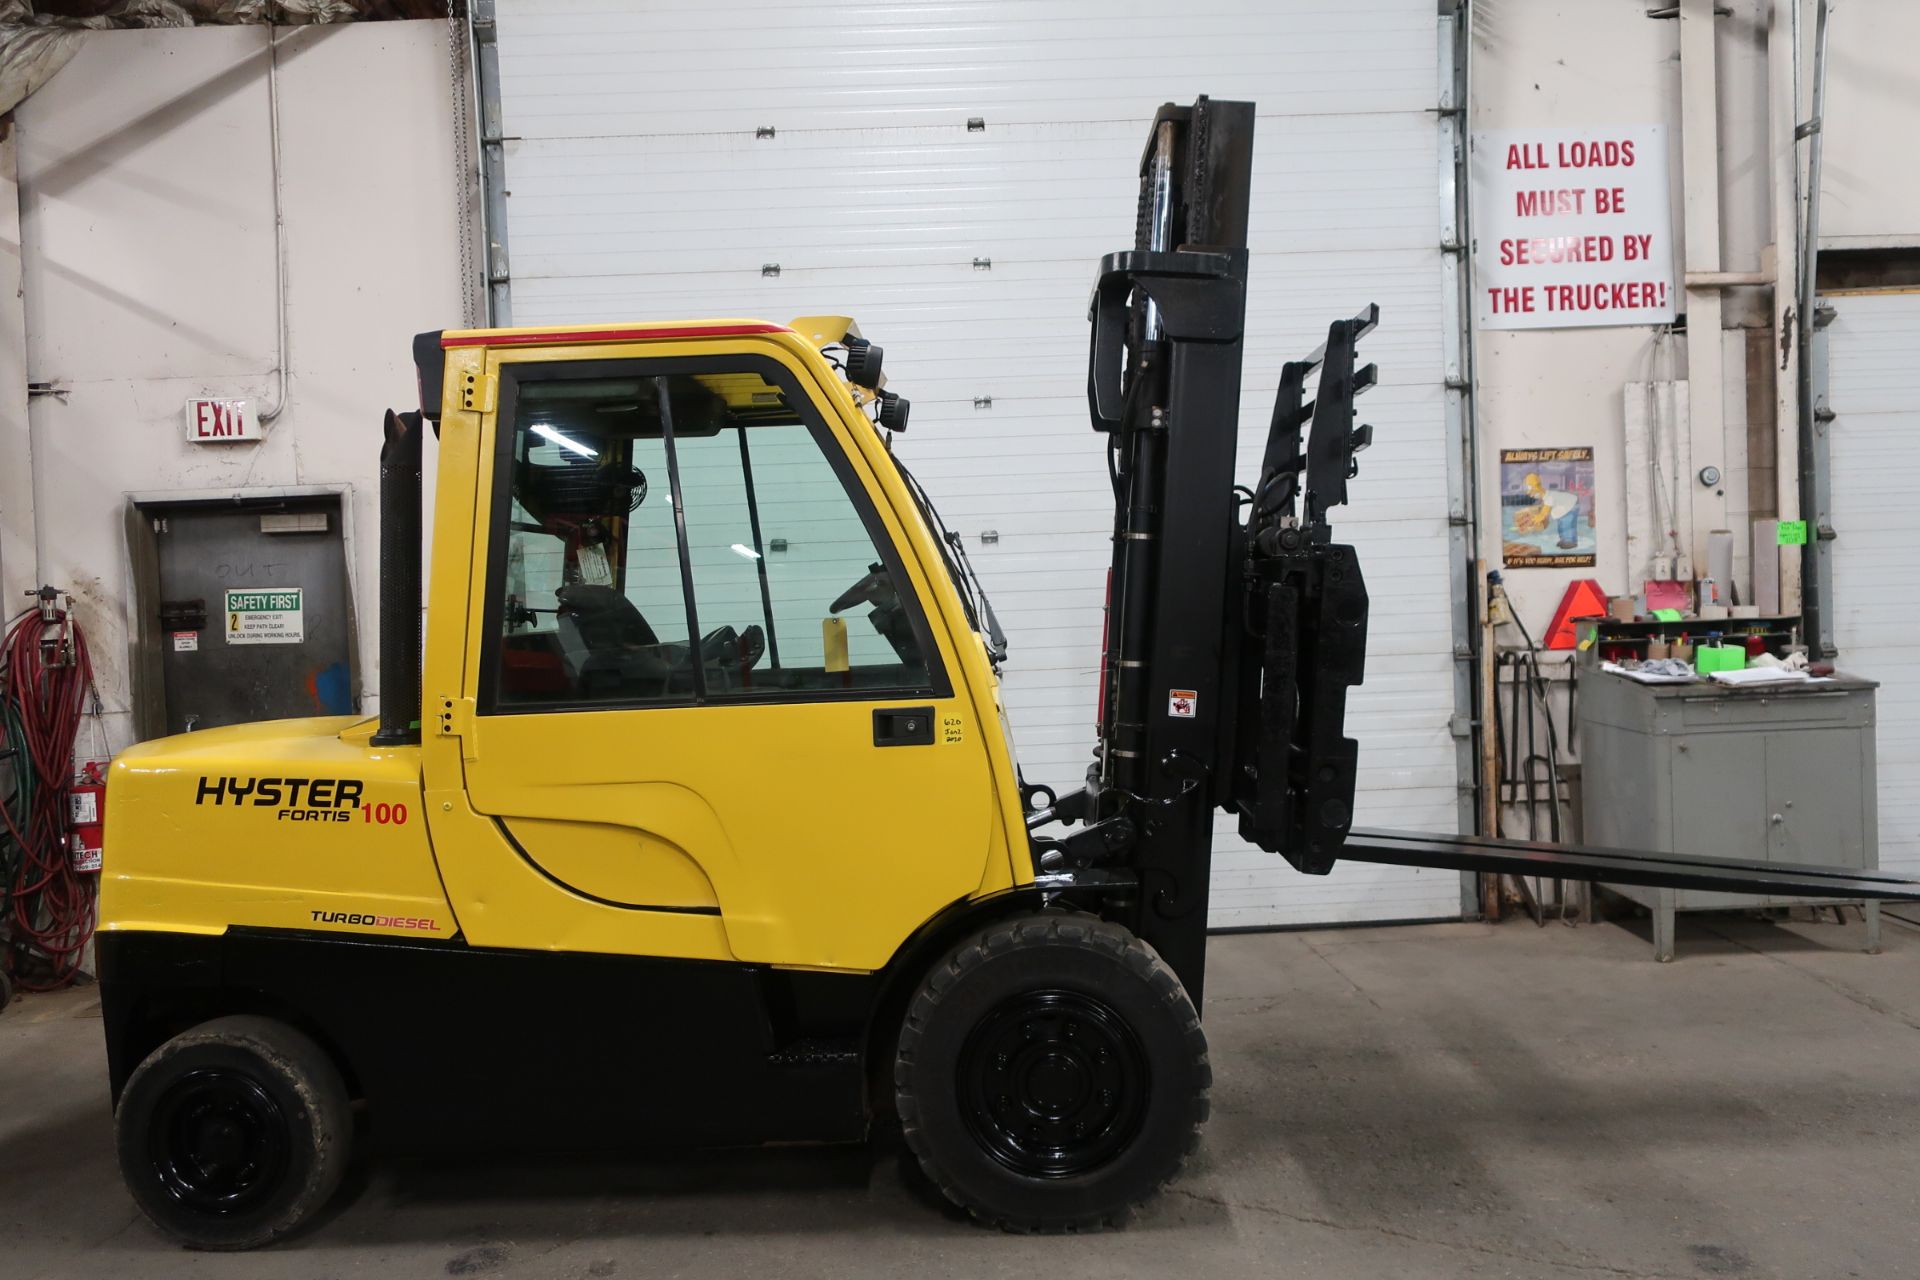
1472,126 -> 1675,330
185,397 -> 261,443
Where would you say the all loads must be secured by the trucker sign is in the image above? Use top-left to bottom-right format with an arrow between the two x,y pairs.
225,589 -> 304,646
1471,125 -> 1676,330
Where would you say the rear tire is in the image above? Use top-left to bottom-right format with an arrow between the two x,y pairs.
115,1015 -> 351,1250
894,914 -> 1209,1231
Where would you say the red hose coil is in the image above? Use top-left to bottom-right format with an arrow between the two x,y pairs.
2,606 -> 97,991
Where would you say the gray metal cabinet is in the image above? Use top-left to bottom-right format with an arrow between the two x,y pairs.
1577,669 -> 1880,959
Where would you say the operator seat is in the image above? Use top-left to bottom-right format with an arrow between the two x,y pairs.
552,586 -> 767,698
552,583 -> 670,698
555,583 -> 659,650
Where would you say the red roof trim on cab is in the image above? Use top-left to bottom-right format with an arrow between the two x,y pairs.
442,322 -> 790,349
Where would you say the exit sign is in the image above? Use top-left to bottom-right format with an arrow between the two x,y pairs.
185,398 -> 260,443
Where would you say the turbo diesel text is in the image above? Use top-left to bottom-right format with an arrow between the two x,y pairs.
309,909 -> 437,931
195,775 -> 367,823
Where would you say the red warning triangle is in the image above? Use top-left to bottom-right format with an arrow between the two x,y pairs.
1544,579 -> 1610,650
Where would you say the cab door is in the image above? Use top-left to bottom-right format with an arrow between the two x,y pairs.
440,343 -> 999,971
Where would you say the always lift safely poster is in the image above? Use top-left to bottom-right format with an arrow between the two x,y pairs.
1500,448 -> 1597,569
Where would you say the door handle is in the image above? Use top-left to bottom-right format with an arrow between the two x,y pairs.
873,707 -> 935,747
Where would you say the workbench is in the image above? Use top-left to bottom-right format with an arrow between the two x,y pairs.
1577,668 -> 1881,961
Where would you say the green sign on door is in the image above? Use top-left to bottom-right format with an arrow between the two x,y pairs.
225,588 -> 305,646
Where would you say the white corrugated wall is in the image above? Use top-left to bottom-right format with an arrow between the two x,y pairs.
492,0 -> 1462,926
1824,292 -> 1920,879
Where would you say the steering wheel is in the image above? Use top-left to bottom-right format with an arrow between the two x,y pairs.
828,563 -> 922,666
831,563 -> 894,614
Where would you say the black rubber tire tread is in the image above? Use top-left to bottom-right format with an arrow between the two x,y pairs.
115,1014 -> 351,1250
894,913 -> 1210,1232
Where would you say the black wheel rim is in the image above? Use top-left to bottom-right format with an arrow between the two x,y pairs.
147,1068 -> 292,1216
957,989 -> 1150,1178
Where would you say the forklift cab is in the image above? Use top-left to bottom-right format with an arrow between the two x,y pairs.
414,323 -> 1030,973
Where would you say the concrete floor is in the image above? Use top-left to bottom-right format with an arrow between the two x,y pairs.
5,911 -> 1918,1280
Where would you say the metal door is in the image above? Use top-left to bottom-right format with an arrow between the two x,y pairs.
1670,730 -> 1769,868
1766,728 -> 1871,871
1824,292 -> 1920,878
439,350 -> 1001,972
149,497 -> 357,734
491,0 -> 1464,928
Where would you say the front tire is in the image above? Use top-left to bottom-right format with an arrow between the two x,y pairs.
894,914 -> 1209,1231
115,1015 -> 351,1250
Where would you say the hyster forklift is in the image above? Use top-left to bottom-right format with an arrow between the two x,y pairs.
99,98 -> 1915,1249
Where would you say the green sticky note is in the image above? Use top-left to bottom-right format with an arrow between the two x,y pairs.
1652,608 -> 1683,622
1777,520 -> 1809,546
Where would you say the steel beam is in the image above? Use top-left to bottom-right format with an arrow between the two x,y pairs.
471,0 -> 513,326
1438,8 -> 1480,914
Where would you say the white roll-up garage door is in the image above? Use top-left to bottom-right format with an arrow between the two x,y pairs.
493,0 -> 1462,926
1824,292 -> 1920,879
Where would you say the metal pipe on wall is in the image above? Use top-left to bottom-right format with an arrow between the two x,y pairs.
256,26 -> 290,425
1799,2 -> 1833,311
471,0 -> 512,327
1769,0 -> 1804,614
1440,1 -> 1483,912
0,130 -> 38,606
445,0 -> 482,330
1678,0 -> 1727,581
1797,1 -> 1831,414
1795,0 -> 1833,649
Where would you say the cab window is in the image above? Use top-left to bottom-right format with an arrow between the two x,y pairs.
484,357 -> 939,710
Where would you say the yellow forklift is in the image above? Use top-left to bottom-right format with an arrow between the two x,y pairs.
97,98 -> 1915,1249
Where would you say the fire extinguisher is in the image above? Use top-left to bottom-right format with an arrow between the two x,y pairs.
68,759 -> 106,874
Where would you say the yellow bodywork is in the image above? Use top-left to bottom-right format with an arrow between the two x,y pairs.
101,718 -> 453,940
100,318 -> 1032,975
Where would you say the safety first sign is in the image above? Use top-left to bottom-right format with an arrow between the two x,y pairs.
1471,125 -> 1675,330
225,588 -> 304,646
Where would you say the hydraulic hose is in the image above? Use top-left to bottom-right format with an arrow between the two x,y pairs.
0,603 -> 97,992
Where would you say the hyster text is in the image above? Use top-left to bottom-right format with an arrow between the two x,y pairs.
195,775 -> 366,823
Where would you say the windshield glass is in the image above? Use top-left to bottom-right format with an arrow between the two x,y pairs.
887,451 -> 1008,666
